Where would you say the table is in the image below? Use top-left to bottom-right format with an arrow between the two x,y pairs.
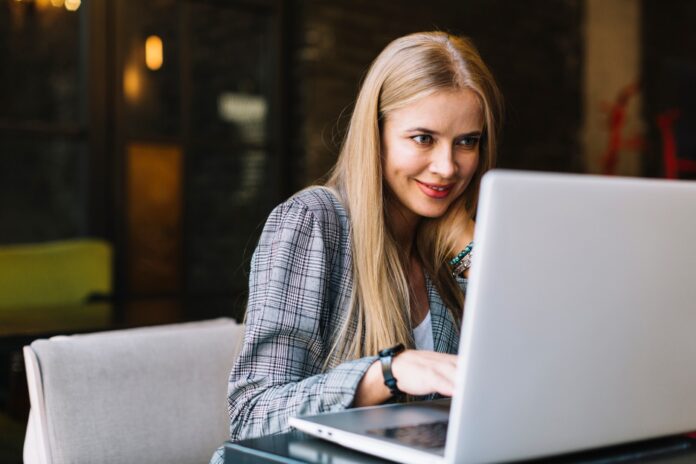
224,430 -> 696,463
0,302 -> 113,337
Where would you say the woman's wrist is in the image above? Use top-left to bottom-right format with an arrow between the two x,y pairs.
449,240 -> 474,278
354,359 -> 393,407
378,343 -> 406,398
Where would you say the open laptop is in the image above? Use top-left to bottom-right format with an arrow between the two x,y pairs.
289,170 -> 696,463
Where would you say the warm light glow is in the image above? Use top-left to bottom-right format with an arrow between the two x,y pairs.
35,0 -> 51,9
218,93 -> 267,124
123,65 -> 142,102
50,0 -> 64,7
64,0 -> 80,11
145,36 -> 164,71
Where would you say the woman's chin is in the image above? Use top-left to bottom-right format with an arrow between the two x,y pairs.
415,205 -> 452,219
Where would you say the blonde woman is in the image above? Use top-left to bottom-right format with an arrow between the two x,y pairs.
214,31 -> 503,458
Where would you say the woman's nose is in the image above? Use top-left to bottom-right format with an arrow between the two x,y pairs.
429,144 -> 456,178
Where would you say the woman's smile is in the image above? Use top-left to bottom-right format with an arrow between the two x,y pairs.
415,180 -> 456,199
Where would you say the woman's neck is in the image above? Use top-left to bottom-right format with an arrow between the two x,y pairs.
387,211 -> 418,255
385,196 -> 419,253
384,195 -> 430,325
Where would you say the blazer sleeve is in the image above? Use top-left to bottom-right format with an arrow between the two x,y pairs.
455,275 -> 468,293
227,198 -> 377,441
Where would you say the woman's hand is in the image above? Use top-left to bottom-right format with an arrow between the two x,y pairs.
391,350 -> 458,396
353,350 -> 458,407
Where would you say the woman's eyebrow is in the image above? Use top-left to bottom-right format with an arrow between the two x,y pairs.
405,127 -> 439,134
405,127 -> 483,137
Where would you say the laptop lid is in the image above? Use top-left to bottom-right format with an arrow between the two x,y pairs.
447,170 -> 696,463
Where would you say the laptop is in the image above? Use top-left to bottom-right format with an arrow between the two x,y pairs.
289,170 -> 696,463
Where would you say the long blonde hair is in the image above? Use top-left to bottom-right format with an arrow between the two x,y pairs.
324,31 -> 503,365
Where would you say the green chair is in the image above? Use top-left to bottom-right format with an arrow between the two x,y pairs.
0,239 -> 112,309
0,239 -> 113,336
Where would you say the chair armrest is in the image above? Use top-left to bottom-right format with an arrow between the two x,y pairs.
23,346 -> 51,464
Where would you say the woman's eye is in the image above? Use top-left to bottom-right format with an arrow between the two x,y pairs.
458,136 -> 480,148
412,134 -> 433,145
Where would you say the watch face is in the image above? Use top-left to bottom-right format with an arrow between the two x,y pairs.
380,343 -> 405,357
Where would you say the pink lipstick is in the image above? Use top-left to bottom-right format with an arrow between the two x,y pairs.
416,181 -> 454,199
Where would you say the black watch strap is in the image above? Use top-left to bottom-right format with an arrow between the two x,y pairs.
378,343 -> 405,396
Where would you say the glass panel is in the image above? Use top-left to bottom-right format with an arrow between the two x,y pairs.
119,0 -> 180,137
0,136 -> 88,243
184,3 -> 277,316
126,142 -> 182,295
0,1 -> 82,124
189,4 -> 271,145
186,145 -> 274,298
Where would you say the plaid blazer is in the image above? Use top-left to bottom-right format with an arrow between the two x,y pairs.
226,186 -> 464,442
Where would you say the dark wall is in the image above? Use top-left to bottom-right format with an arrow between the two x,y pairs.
472,1 -> 583,172
642,0 -> 696,178
288,0 -> 585,190
0,4 -> 88,243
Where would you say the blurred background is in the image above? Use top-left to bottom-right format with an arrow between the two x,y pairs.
0,0 -> 695,461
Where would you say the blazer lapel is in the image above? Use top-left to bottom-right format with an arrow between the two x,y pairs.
425,274 -> 460,354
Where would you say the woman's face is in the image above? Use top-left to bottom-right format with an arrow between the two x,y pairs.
381,88 -> 484,228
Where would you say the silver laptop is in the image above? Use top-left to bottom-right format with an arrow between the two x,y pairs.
290,170 -> 696,464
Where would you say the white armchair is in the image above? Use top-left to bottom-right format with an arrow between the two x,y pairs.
23,318 -> 244,464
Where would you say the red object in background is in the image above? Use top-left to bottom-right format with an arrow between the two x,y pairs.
601,82 -> 644,175
656,108 -> 696,179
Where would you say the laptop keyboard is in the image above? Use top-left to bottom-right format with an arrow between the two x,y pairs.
366,421 -> 448,449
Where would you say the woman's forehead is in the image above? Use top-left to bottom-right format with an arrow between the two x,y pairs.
384,89 -> 484,131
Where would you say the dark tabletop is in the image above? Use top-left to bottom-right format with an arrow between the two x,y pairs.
224,430 -> 696,464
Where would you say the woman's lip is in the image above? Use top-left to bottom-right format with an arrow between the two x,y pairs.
416,180 -> 455,199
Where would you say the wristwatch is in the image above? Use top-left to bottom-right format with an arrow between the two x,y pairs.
378,343 -> 406,397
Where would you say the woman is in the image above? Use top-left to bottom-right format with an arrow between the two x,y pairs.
221,30 -> 502,449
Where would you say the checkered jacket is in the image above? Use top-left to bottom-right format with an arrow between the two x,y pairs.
226,186 -> 464,441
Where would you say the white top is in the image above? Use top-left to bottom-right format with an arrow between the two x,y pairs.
413,311 -> 434,351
